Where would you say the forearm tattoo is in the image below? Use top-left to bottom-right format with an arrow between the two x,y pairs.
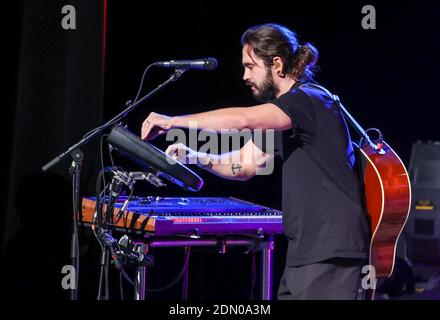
231,163 -> 243,175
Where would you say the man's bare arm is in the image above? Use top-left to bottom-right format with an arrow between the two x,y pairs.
167,139 -> 274,181
142,104 -> 291,140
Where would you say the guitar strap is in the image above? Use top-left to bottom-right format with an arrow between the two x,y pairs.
297,82 -> 359,162
298,82 -> 361,137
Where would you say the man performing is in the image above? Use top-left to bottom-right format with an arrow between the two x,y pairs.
140,23 -> 370,300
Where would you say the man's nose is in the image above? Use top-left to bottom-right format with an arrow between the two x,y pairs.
243,70 -> 250,81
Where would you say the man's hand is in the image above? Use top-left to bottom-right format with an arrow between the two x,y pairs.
165,143 -> 212,167
165,143 -> 198,164
141,112 -> 174,140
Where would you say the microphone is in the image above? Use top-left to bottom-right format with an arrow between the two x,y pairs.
154,58 -> 218,71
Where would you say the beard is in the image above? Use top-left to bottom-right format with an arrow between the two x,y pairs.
248,69 -> 277,103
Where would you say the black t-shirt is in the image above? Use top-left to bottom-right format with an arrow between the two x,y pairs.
269,82 -> 370,267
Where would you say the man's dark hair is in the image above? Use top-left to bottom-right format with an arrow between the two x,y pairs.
241,23 -> 318,81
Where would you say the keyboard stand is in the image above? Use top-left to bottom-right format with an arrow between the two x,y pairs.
133,234 -> 276,300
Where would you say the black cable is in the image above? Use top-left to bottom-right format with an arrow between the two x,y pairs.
81,63 -> 156,140
71,173 -> 80,298
95,167 -> 140,298
100,134 -> 108,188
97,250 -> 105,300
95,167 -> 118,228
108,143 -> 115,168
120,265 -> 135,286
95,169 -> 106,299
133,63 -> 156,104
117,263 -> 136,299
104,186 -> 134,226
145,247 -> 191,293
138,209 -> 153,232
95,170 -> 105,228
95,168 -> 116,300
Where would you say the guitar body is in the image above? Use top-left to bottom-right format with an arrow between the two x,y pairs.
358,141 -> 411,295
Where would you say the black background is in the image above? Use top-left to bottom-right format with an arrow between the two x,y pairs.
1,0 -> 439,300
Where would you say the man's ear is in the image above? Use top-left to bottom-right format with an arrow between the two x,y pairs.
272,57 -> 284,77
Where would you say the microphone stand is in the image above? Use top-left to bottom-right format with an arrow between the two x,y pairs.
41,67 -> 187,300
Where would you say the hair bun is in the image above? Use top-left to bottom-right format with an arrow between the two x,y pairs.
292,42 -> 318,81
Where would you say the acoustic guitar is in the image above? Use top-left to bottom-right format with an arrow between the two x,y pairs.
359,140 -> 411,279
336,95 -> 411,299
